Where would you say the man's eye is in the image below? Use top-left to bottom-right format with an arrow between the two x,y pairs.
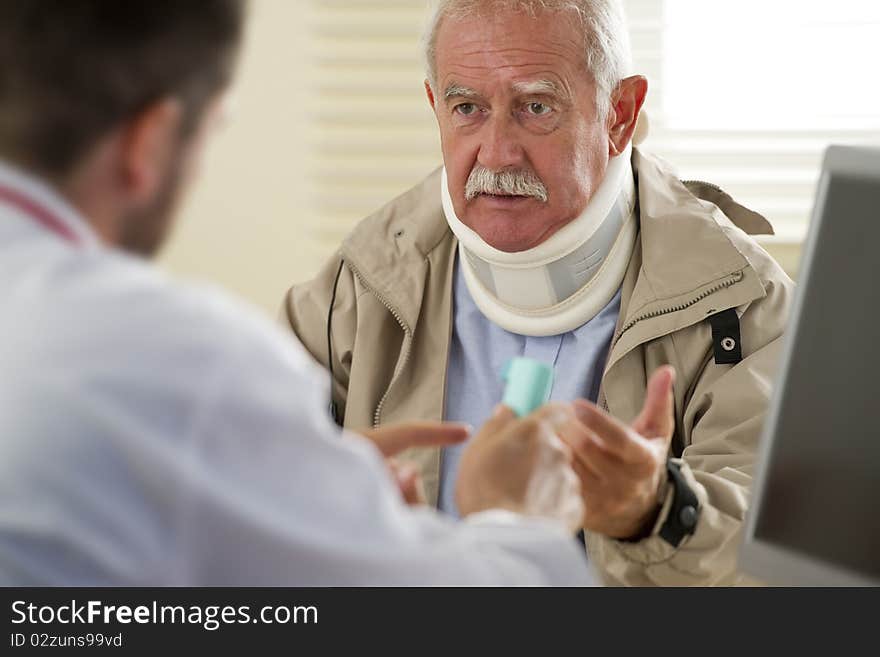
454,103 -> 478,116
526,102 -> 552,116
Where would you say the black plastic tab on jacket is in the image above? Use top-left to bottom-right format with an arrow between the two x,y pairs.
708,309 -> 742,365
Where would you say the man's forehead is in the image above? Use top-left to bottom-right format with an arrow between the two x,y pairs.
433,12 -> 586,97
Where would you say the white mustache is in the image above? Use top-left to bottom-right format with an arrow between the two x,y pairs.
464,165 -> 549,203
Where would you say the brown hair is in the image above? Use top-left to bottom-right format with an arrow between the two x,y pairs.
0,1 -> 247,178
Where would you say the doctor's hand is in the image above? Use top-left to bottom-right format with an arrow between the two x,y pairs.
558,366 -> 676,540
455,404 -> 584,533
359,422 -> 471,506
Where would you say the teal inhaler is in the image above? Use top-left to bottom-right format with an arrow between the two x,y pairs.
501,357 -> 555,417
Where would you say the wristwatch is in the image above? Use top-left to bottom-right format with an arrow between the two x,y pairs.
659,459 -> 700,547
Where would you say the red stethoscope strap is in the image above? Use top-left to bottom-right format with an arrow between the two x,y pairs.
0,183 -> 80,245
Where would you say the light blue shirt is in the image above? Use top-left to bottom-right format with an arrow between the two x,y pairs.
440,259 -> 622,516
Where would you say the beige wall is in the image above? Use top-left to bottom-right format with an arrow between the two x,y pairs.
160,0 -> 318,315
160,1 -> 802,319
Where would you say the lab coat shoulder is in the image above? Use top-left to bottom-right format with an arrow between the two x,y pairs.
0,247 -> 330,584
45,246 -> 326,415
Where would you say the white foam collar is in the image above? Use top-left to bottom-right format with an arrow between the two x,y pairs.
442,146 -> 637,336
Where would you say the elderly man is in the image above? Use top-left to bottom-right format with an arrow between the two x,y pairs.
283,0 -> 795,586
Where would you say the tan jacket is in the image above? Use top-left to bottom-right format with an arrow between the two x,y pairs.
283,149 -> 796,586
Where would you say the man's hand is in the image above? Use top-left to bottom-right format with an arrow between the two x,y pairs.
558,366 -> 676,540
455,404 -> 584,532
359,422 -> 470,506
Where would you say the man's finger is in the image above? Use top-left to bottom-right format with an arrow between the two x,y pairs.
572,399 -> 646,462
530,402 -> 575,429
571,450 -> 605,489
394,463 -> 427,506
557,420 -> 608,481
361,421 -> 471,457
472,403 -> 519,439
571,429 -> 629,478
632,365 -> 676,440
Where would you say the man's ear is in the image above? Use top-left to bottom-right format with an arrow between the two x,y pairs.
425,79 -> 437,112
120,98 -> 184,203
607,75 -> 648,157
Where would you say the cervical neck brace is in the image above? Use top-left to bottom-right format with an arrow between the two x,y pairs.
442,145 -> 638,337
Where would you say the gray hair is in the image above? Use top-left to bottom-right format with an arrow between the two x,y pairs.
422,0 -> 632,120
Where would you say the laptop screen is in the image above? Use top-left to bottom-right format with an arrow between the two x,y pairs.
747,161 -> 880,583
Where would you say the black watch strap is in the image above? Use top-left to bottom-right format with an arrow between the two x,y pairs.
659,460 -> 700,548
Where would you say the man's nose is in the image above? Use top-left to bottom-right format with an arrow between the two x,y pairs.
476,113 -> 525,172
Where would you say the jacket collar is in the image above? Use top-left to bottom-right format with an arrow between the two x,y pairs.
627,149 -> 765,309
603,149 -> 768,370
341,149 -> 769,335
341,168 -> 448,331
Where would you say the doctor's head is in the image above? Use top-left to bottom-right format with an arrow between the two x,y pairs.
0,0 -> 248,256
424,0 -> 647,253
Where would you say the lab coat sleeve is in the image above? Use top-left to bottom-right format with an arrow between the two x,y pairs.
176,326 -> 594,586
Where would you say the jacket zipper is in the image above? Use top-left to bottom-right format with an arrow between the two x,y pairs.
681,179 -> 724,194
343,260 -> 414,428
599,269 -> 745,411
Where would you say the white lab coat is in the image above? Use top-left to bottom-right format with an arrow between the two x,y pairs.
0,161 -> 593,586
